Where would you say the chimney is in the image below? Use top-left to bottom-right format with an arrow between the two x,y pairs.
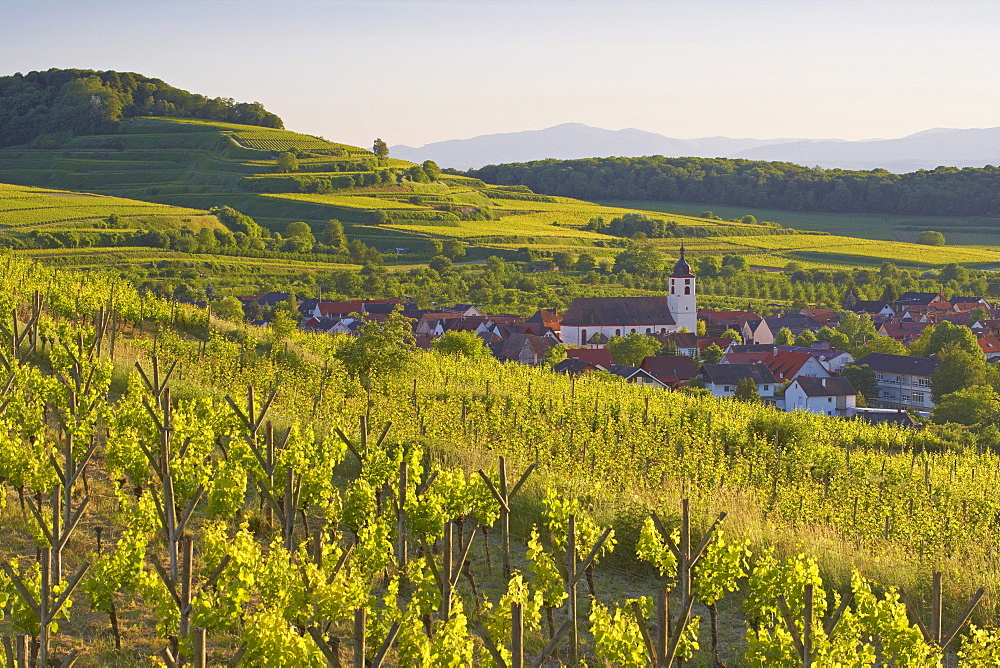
821,378 -> 826,387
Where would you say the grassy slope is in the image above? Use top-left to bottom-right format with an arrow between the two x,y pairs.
0,118 -> 997,272
599,198 -> 1000,248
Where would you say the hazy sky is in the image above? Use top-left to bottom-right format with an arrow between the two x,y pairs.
3,0 -> 999,148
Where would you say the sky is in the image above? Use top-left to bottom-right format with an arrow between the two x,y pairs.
3,0 -> 1000,149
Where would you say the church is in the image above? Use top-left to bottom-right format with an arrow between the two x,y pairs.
560,248 -> 697,347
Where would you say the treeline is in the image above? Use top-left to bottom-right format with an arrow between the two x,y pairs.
0,68 -> 283,147
468,156 -> 1000,216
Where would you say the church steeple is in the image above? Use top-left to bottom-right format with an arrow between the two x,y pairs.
671,244 -> 693,277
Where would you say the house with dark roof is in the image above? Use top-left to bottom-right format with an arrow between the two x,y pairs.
894,292 -> 945,310
784,377 -> 857,416
640,355 -> 697,388
855,352 -> 940,412
699,363 -> 777,399
852,300 -> 895,318
553,358 -> 606,375
950,297 -> 990,312
742,314 -> 820,344
490,334 -> 554,366
850,408 -> 922,428
697,309 -> 758,336
607,365 -> 668,388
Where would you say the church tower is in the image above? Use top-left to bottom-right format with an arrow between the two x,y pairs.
667,245 -> 697,332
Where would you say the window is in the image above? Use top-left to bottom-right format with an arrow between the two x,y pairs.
917,377 -> 930,387
828,397 -> 833,402
762,385 -> 769,391
670,284 -> 675,294
685,279 -> 691,285
645,328 -> 651,334
911,392 -> 924,403
723,385 -> 731,392
581,329 -> 587,344
615,329 -> 621,336
684,286 -> 691,295
875,372 -> 884,380
630,329 -> 636,334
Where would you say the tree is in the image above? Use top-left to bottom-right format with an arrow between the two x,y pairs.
917,230 -> 946,246
543,344 -> 568,367
276,151 -> 298,173
932,385 -> 1000,426
841,363 -> 878,401
794,330 -> 817,347
853,335 -> 908,358
422,160 -> 442,181
931,346 -> 991,403
552,251 -> 574,270
334,310 -> 415,388
324,219 -> 346,250
926,320 -> 982,358
967,305 -> 990,327
429,255 -> 453,274
270,309 -> 298,340
697,320 -> 707,336
212,296 -> 246,323
774,327 -> 794,346
431,330 -> 489,358
427,239 -> 444,257
613,241 -> 664,275
443,240 -> 466,260
721,328 -> 743,343
606,332 -> 661,366
734,376 -> 761,403
702,343 -> 725,365
836,311 -> 877,348
575,253 -> 596,272
372,138 -> 389,160
740,214 -> 757,225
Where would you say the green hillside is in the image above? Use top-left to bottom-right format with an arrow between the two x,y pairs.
0,116 -> 997,278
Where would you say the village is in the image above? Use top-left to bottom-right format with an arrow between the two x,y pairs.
230,251 -> 998,427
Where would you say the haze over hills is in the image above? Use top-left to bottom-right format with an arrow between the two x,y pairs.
391,123 -> 1000,172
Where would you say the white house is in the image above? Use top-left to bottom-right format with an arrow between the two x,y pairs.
854,352 -> 940,413
699,363 -> 777,400
560,249 -> 697,347
784,376 -> 857,416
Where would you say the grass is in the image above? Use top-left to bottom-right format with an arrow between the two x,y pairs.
0,183 -> 217,231
598,198 -> 1000,244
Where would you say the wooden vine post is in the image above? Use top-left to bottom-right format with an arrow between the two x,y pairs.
418,521 -> 478,621
156,538 -> 231,668
636,499 -> 727,667
477,456 -> 536,578
900,571 -> 985,651
0,546 -> 89,667
345,607 -> 400,668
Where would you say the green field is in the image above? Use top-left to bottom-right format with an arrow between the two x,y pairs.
0,183 -> 216,231
598,198 -> 1000,245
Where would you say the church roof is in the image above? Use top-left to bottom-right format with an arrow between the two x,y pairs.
562,297 -> 675,327
671,245 -> 694,277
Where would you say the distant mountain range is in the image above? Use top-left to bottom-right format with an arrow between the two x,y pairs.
390,123 -> 1000,172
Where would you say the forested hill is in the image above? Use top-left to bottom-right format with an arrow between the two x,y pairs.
466,156 -> 1000,216
0,68 -> 283,147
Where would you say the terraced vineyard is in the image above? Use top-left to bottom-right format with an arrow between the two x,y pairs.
0,183 -> 217,230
